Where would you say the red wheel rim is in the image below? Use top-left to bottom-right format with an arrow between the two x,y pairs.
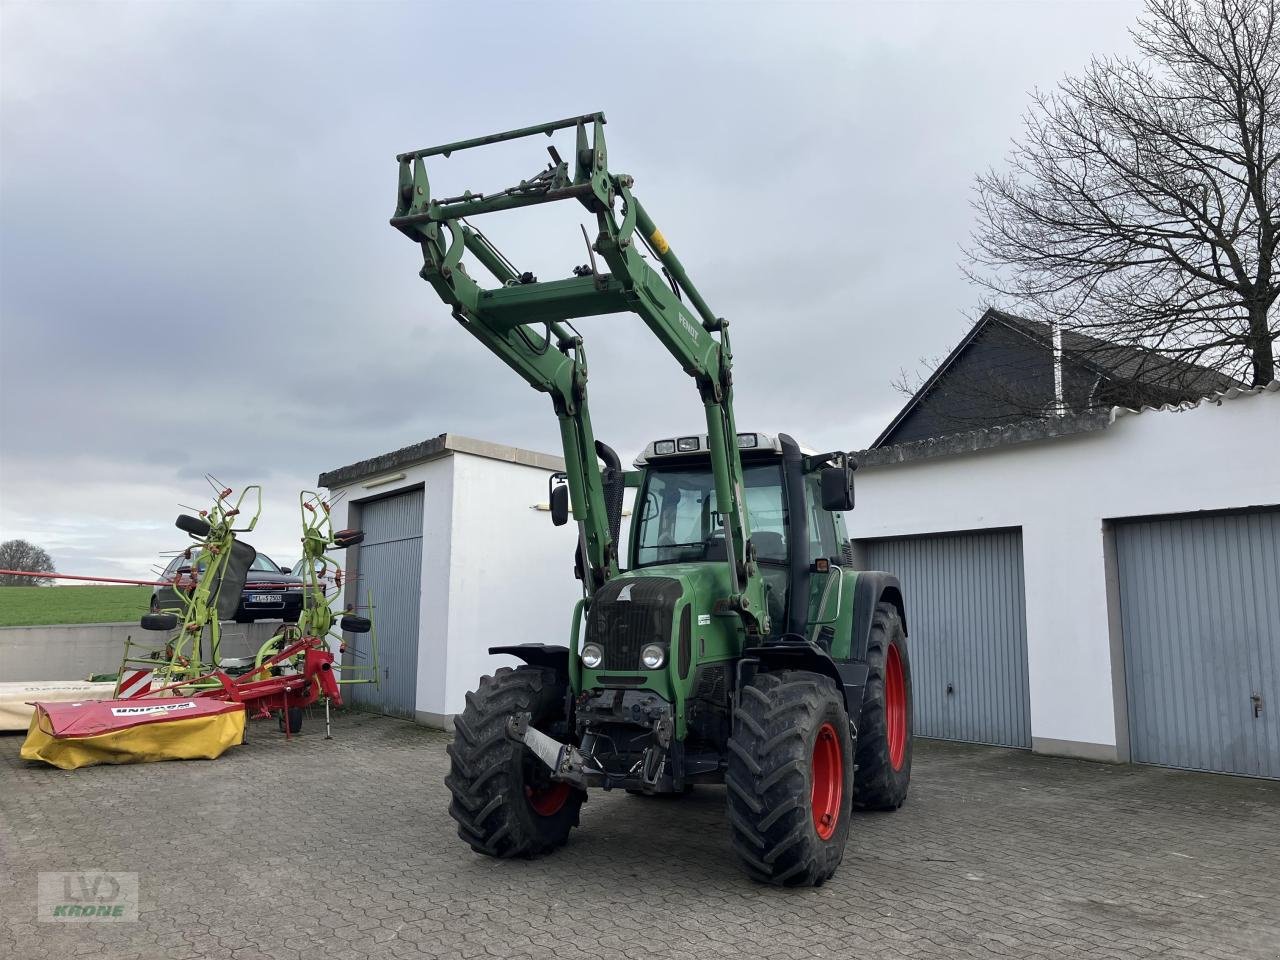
810,722 -> 843,840
885,642 -> 907,771
525,781 -> 570,817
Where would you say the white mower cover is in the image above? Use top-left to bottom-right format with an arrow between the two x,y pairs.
0,681 -> 117,731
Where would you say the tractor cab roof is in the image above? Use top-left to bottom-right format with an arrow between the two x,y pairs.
634,432 -> 817,467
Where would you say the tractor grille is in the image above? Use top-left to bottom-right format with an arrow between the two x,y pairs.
586,577 -> 682,671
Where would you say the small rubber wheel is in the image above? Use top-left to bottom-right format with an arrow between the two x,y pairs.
334,528 -> 365,548
175,514 -> 211,537
341,615 -> 371,634
141,613 -> 178,632
279,707 -> 303,733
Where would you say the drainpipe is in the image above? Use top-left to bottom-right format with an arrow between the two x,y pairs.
1052,322 -> 1065,416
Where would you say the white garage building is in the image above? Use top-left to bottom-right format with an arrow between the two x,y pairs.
319,434 -> 582,727
848,382 -> 1279,777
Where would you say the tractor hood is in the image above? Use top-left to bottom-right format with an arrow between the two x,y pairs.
578,564 -> 742,697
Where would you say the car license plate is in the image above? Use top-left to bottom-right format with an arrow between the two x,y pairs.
250,593 -> 283,604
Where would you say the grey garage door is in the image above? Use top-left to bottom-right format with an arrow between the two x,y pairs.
349,488 -> 424,719
862,529 -> 1031,748
1115,509 -> 1280,779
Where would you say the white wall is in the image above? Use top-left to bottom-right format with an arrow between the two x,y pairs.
439,453 -> 583,717
848,388 -> 1280,757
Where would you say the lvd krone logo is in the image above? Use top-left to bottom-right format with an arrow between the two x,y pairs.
39,871 -> 138,921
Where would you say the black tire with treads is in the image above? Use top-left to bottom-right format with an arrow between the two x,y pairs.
140,613 -> 177,632
725,670 -> 854,887
852,601 -> 913,810
446,666 -> 585,858
175,514 -> 210,537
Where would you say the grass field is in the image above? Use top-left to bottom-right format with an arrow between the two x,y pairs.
0,585 -> 152,627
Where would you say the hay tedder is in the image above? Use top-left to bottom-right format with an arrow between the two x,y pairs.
117,484 -> 379,732
20,484 -> 380,769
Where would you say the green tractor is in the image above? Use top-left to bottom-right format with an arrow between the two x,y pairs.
391,114 -> 912,886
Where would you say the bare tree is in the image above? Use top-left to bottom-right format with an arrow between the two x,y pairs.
968,0 -> 1280,387
0,540 -> 56,586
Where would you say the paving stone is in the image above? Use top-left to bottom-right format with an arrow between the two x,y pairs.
2,711 -> 1278,959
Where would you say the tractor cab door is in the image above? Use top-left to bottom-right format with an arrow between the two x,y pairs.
797,473 -> 845,647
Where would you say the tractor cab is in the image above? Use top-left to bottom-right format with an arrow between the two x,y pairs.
631,431 -> 853,641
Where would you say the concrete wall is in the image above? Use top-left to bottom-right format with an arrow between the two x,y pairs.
0,621 -> 281,682
848,386 -> 1280,760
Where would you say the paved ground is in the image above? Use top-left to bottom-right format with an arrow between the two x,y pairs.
2,711 -> 1278,960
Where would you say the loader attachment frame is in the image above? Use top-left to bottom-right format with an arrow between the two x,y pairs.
391,113 -> 769,633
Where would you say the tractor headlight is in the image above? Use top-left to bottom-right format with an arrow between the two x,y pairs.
640,644 -> 666,670
581,643 -> 604,669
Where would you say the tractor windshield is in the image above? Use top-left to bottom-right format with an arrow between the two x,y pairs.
634,463 -> 788,568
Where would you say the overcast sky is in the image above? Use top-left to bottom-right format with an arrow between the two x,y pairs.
0,0 -> 1142,579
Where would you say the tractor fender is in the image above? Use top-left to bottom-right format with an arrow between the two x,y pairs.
488,644 -> 570,678
740,641 -> 867,719
849,571 -> 906,662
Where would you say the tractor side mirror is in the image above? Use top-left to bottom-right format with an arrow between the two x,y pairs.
550,483 -> 570,527
820,459 -> 856,512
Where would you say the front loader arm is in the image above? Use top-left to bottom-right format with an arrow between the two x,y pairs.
391,113 -> 768,632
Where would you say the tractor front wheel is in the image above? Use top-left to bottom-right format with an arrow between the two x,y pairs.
446,666 -> 585,858
725,670 -> 853,886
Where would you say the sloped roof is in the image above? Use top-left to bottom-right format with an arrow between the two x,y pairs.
856,379 -> 1277,468
991,310 -> 1243,397
871,308 -> 1245,448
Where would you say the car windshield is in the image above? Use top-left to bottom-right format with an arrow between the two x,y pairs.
249,554 -> 281,572
634,463 -> 787,568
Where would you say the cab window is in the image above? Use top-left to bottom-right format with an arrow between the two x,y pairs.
634,464 -> 787,567
803,474 -> 841,563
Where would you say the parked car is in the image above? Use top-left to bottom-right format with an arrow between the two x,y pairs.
151,550 -> 304,623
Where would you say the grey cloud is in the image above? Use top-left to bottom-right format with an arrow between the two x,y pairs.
1,0 -> 1141,575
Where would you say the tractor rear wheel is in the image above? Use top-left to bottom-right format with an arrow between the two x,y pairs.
852,602 -> 912,810
446,666 -> 585,858
725,670 -> 853,886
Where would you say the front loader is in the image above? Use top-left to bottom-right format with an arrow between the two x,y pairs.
391,113 -> 912,886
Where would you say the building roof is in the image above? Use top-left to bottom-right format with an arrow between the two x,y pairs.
318,433 -> 565,489
855,379 -> 1277,469
871,308 -> 1244,448
995,311 -> 1243,397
